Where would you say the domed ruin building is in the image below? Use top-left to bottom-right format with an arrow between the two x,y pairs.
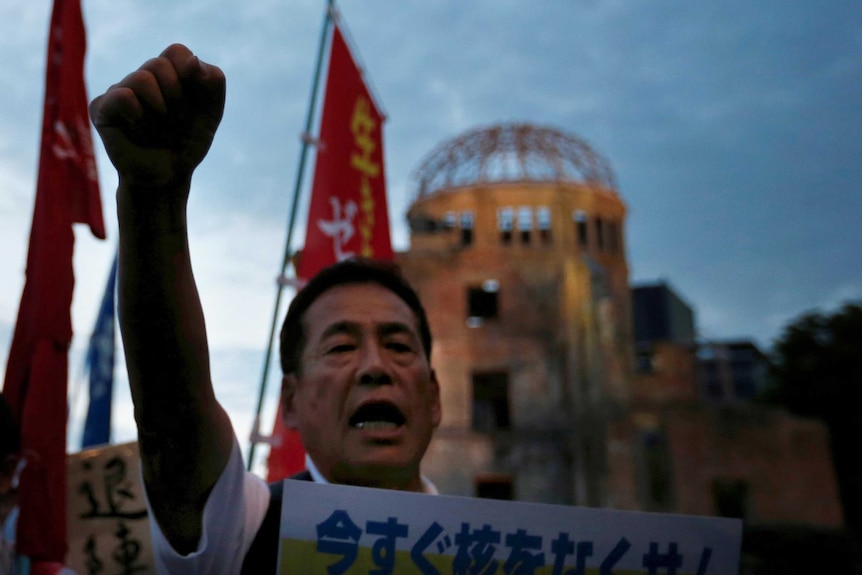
397,123 -> 634,506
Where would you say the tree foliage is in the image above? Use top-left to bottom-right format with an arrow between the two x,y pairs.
765,302 -> 862,419
764,301 -> 862,536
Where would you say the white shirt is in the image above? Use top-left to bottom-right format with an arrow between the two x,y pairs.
148,438 -> 269,575
148,438 -> 436,574
304,454 -> 438,494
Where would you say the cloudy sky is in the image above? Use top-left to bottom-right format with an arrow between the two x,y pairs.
1,0 -> 860,464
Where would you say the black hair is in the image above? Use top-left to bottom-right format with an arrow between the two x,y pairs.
279,258 -> 432,375
0,393 -> 20,459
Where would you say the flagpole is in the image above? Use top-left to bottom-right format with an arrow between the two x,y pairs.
247,0 -> 336,471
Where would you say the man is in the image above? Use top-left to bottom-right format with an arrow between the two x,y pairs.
90,45 -> 442,573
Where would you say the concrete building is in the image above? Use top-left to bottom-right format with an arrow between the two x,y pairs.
394,123 -> 851,570
397,123 -> 631,507
697,340 -> 771,401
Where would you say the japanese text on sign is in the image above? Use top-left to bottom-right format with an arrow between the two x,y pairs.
67,443 -> 154,575
278,480 -> 741,575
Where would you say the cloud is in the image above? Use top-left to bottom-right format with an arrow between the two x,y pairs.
186,208 -> 290,350
1,0 -> 861,454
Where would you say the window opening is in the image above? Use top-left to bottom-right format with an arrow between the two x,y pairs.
608,221 -> 619,253
639,430 -> 674,511
460,211 -> 474,245
595,217 -> 605,251
517,206 -> 532,245
467,283 -> 499,323
498,207 -> 513,244
713,479 -> 749,519
472,371 -> 511,432
537,206 -> 552,244
573,210 -> 588,247
443,211 -> 457,230
475,474 -> 514,500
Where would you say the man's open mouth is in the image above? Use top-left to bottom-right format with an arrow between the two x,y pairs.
349,402 -> 406,431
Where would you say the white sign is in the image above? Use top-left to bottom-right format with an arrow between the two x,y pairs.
67,442 -> 154,575
278,480 -> 741,574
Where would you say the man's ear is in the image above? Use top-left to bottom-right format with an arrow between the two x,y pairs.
430,369 -> 442,428
281,374 -> 300,429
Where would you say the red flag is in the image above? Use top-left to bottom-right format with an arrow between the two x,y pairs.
265,406 -> 307,482
267,21 -> 393,482
1,0 -> 103,563
297,22 -> 393,278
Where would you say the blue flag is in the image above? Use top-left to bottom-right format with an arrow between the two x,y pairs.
81,254 -> 117,448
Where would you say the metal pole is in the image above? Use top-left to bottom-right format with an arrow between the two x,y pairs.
247,0 -> 335,471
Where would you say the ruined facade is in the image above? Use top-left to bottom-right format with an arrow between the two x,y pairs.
395,124 -> 845,540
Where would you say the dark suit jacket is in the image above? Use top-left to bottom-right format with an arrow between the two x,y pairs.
240,470 -> 312,575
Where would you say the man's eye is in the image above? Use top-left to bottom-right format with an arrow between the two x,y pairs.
327,343 -> 355,354
386,341 -> 413,353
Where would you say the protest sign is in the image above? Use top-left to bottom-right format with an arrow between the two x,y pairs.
67,442 -> 154,574
279,480 -> 741,574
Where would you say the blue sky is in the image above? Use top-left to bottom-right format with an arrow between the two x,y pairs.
1,0 -> 860,463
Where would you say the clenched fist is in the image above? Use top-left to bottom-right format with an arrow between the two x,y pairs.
90,44 -> 226,192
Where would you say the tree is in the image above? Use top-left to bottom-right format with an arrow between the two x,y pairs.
763,302 -> 862,540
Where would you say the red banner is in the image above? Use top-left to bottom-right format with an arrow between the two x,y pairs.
296,22 -> 393,279
268,21 -> 393,482
2,0 -> 103,563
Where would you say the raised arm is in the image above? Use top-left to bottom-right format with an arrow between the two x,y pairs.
90,44 -> 234,553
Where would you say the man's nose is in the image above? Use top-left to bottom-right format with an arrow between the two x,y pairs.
358,344 -> 392,386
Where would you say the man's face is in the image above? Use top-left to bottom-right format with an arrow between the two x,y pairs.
283,282 -> 441,490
